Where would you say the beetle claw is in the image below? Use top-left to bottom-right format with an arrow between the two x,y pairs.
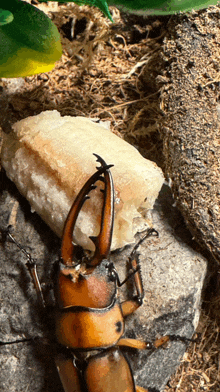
93,153 -> 105,164
61,155 -> 114,268
97,176 -> 105,182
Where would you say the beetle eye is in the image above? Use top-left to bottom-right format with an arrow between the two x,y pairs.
108,266 -> 117,281
110,270 -> 116,281
105,262 -> 117,282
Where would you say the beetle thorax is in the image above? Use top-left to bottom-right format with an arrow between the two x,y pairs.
56,260 -> 117,309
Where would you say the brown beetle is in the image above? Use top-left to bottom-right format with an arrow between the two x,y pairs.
4,154 -> 169,392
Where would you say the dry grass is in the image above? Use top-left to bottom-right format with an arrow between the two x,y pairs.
164,274 -> 220,391
165,310 -> 220,391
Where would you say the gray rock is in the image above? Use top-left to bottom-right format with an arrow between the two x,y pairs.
0,174 -> 207,391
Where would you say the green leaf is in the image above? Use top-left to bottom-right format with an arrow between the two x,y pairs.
0,0 -> 62,78
38,0 -> 113,21
107,0 -> 220,15
0,9 -> 14,26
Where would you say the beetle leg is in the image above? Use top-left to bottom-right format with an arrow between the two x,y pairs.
136,386 -> 149,392
61,154 -> 114,268
121,229 -> 158,317
120,252 -> 144,317
118,336 -> 170,350
120,266 -> 143,316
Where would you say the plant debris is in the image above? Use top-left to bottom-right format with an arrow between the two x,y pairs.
1,1 -> 168,167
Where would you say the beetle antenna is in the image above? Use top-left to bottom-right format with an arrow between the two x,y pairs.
2,226 -> 46,308
6,227 -> 32,261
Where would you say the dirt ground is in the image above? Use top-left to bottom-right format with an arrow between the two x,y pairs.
1,1 -> 220,390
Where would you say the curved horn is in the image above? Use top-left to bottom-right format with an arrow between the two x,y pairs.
89,154 -> 114,267
61,155 -> 114,266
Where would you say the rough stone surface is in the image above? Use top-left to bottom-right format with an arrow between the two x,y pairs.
158,6 -> 220,263
0,171 -> 207,392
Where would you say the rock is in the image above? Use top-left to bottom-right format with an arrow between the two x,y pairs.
0,172 -> 207,391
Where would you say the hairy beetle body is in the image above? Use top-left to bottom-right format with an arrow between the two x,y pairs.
55,260 -> 116,309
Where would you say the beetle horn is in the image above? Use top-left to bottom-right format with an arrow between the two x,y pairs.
61,154 -> 114,267
88,154 -> 114,267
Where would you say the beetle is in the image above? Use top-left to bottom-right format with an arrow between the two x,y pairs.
3,154 -> 169,392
